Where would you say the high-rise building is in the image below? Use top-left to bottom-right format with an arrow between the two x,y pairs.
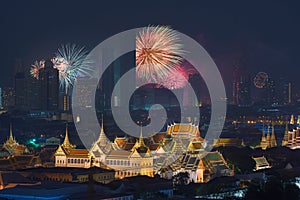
283,82 -> 292,105
26,76 -> 42,110
39,60 -> 59,111
14,71 -> 27,110
238,73 -> 251,106
100,50 -> 135,111
1,87 -> 15,110
232,65 -> 240,105
265,77 -> 277,106
189,73 -> 207,106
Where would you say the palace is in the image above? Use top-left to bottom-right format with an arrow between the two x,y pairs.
54,125 -> 92,168
285,116 -> 300,149
54,120 -> 233,182
90,117 -> 154,178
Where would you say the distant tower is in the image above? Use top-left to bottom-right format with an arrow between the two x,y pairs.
232,65 -> 240,105
283,82 -> 292,105
282,122 -> 289,146
265,77 -> 277,106
297,115 -> 300,126
260,124 -> 268,150
290,115 -> 295,125
238,75 -> 251,106
266,125 -> 271,148
270,123 -> 277,148
39,60 -> 59,111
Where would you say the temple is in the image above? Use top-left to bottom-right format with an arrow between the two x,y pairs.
54,124 -> 92,168
54,120 -> 233,182
252,156 -> 271,171
260,123 -> 277,150
285,115 -> 300,149
1,124 -> 28,157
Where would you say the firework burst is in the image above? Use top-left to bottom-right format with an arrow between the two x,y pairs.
30,60 -> 45,80
52,44 -> 91,93
158,65 -> 189,89
136,26 -> 184,82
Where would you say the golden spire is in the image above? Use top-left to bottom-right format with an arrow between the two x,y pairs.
260,123 -> 267,150
282,121 -> 289,146
101,114 -> 104,133
62,123 -> 75,149
139,126 -> 146,147
9,123 -> 14,141
290,115 -> 295,125
98,114 -> 109,145
271,122 -> 277,147
297,115 -> 300,125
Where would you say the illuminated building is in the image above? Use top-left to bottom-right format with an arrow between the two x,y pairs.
1,87 -> 15,110
1,124 -> 28,156
39,60 -> 59,111
90,116 -> 119,165
232,65 -> 240,105
238,72 -> 251,106
280,78 -> 292,105
286,116 -> 300,149
90,118 -> 154,178
282,122 -> 289,146
290,115 -> 295,125
252,156 -> 271,171
260,124 -> 277,150
106,130 -> 154,178
54,124 -> 92,168
265,77 -> 277,105
159,151 -> 233,183
213,138 -> 244,147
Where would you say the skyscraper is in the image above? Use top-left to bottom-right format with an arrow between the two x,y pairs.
14,71 -> 27,110
39,60 -> 59,111
283,82 -> 292,105
238,70 -> 251,106
265,77 -> 277,106
232,65 -> 240,105
2,87 -> 15,110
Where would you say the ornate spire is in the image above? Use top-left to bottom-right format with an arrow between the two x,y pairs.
9,123 -> 14,141
98,114 -> 110,145
270,122 -> 277,147
260,123 -> 267,150
4,123 -> 18,146
282,121 -> 289,146
290,115 -> 295,125
266,124 -> 271,147
62,123 -> 75,149
138,126 -> 146,147
297,115 -> 300,126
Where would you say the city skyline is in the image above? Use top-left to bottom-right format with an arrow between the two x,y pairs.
1,1 -> 300,199
1,1 -> 300,96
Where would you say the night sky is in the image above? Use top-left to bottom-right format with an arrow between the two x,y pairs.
1,0 -> 300,95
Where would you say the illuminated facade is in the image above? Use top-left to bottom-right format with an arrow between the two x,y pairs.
260,124 -> 277,150
253,156 -> 271,171
90,119 -> 154,178
54,125 -> 92,168
285,116 -> 300,149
